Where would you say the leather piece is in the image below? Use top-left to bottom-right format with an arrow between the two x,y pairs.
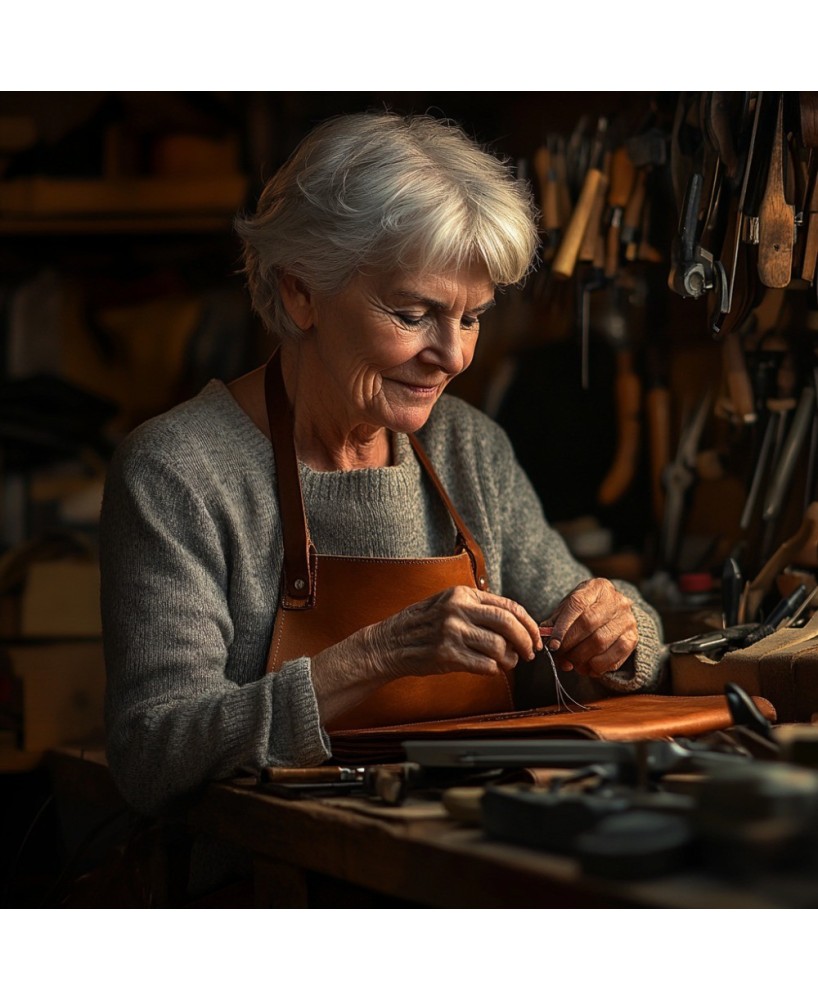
264,351 -> 314,603
408,432 -> 489,591
267,549 -> 514,730
671,614 -> 818,723
327,693 -> 778,764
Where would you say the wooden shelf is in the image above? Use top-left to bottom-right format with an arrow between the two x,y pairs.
0,174 -> 249,235
0,214 -> 240,235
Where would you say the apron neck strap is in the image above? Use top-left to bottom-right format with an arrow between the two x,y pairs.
407,433 -> 489,590
265,349 -> 314,604
265,349 -> 490,598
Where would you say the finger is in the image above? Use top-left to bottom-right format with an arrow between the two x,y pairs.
438,613 -> 518,672
557,586 -> 633,655
560,619 -> 638,676
467,600 -> 540,661
546,580 -> 601,650
478,591 -> 542,649
461,626 -> 519,671
418,619 -> 508,676
584,633 -> 637,675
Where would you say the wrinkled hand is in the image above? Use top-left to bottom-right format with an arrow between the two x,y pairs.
365,585 -> 542,681
542,578 -> 637,677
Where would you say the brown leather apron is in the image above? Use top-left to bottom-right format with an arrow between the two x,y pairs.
261,351 -> 514,731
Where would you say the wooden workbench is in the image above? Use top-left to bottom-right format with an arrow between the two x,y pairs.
45,747 -> 818,908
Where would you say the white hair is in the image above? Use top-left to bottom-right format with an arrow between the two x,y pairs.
235,111 -> 539,339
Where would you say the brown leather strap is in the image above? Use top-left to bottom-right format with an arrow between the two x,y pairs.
408,433 -> 490,591
265,351 -> 314,606
265,349 -> 490,600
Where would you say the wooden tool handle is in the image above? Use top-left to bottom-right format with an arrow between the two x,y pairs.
745,501 -> 818,621
622,167 -> 648,237
800,161 -> 818,282
579,171 -> 609,262
608,147 -> 636,208
646,385 -> 671,524
758,94 -> 795,288
604,220 -> 621,278
800,92 -> 818,148
603,148 -> 635,278
544,169 -> 561,233
710,92 -> 740,181
552,168 -> 605,280
597,351 -> 642,506
721,330 -> 755,422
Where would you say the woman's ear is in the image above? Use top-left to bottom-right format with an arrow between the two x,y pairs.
279,273 -> 316,332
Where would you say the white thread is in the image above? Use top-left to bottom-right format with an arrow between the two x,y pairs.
543,646 -> 590,713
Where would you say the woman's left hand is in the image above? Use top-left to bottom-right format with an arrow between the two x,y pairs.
542,578 -> 638,677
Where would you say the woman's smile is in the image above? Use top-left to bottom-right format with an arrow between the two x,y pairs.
281,260 -> 495,468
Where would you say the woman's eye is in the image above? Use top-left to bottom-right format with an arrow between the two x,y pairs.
395,313 -> 426,327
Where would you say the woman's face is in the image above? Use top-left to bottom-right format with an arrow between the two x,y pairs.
297,260 -> 495,436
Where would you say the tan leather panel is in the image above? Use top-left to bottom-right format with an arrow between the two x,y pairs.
327,694 -> 779,764
267,550 -> 514,730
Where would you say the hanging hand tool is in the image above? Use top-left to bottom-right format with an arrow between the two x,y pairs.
533,143 -> 562,262
757,93 -> 796,289
727,314 -> 795,533
576,266 -> 607,391
624,122 -> 670,265
604,146 -> 637,279
739,408 -> 779,532
578,152 -> 610,264
718,328 -> 757,424
800,155 -> 818,285
667,171 -> 720,299
760,385 -> 816,557
802,92 -> 818,149
597,347 -> 642,506
706,93 -> 742,185
552,166 -> 607,280
798,93 -> 818,286
667,92 -> 732,305
596,282 -> 643,507
722,556 -> 744,627
621,167 -> 649,261
552,119 -> 608,281
738,308 -> 794,533
659,388 -> 714,570
708,93 -> 764,337
743,501 -> 818,622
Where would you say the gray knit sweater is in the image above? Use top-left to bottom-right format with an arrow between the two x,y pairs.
101,380 -> 666,815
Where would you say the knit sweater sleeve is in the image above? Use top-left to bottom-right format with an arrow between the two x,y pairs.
100,430 -> 331,816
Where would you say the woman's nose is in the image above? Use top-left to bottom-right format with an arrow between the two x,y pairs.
421,321 -> 467,373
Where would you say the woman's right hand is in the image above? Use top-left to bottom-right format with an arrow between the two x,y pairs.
310,586 -> 541,724
364,585 -> 542,679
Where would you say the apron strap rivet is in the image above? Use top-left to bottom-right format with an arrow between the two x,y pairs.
293,578 -> 306,591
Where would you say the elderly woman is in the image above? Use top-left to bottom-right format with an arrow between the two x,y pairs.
100,112 -> 665,816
